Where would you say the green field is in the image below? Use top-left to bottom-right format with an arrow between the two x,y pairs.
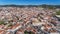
56,10 -> 60,15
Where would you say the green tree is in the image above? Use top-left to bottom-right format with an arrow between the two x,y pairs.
0,21 -> 5,25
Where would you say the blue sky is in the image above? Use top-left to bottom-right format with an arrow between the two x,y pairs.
0,0 -> 60,5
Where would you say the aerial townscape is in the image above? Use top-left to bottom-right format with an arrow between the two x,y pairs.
0,5 -> 60,34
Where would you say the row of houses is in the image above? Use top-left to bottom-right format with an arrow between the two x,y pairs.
0,7 -> 59,34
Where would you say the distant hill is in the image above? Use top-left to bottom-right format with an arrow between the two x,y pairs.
40,4 -> 60,9
0,5 -> 39,7
0,4 -> 60,8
